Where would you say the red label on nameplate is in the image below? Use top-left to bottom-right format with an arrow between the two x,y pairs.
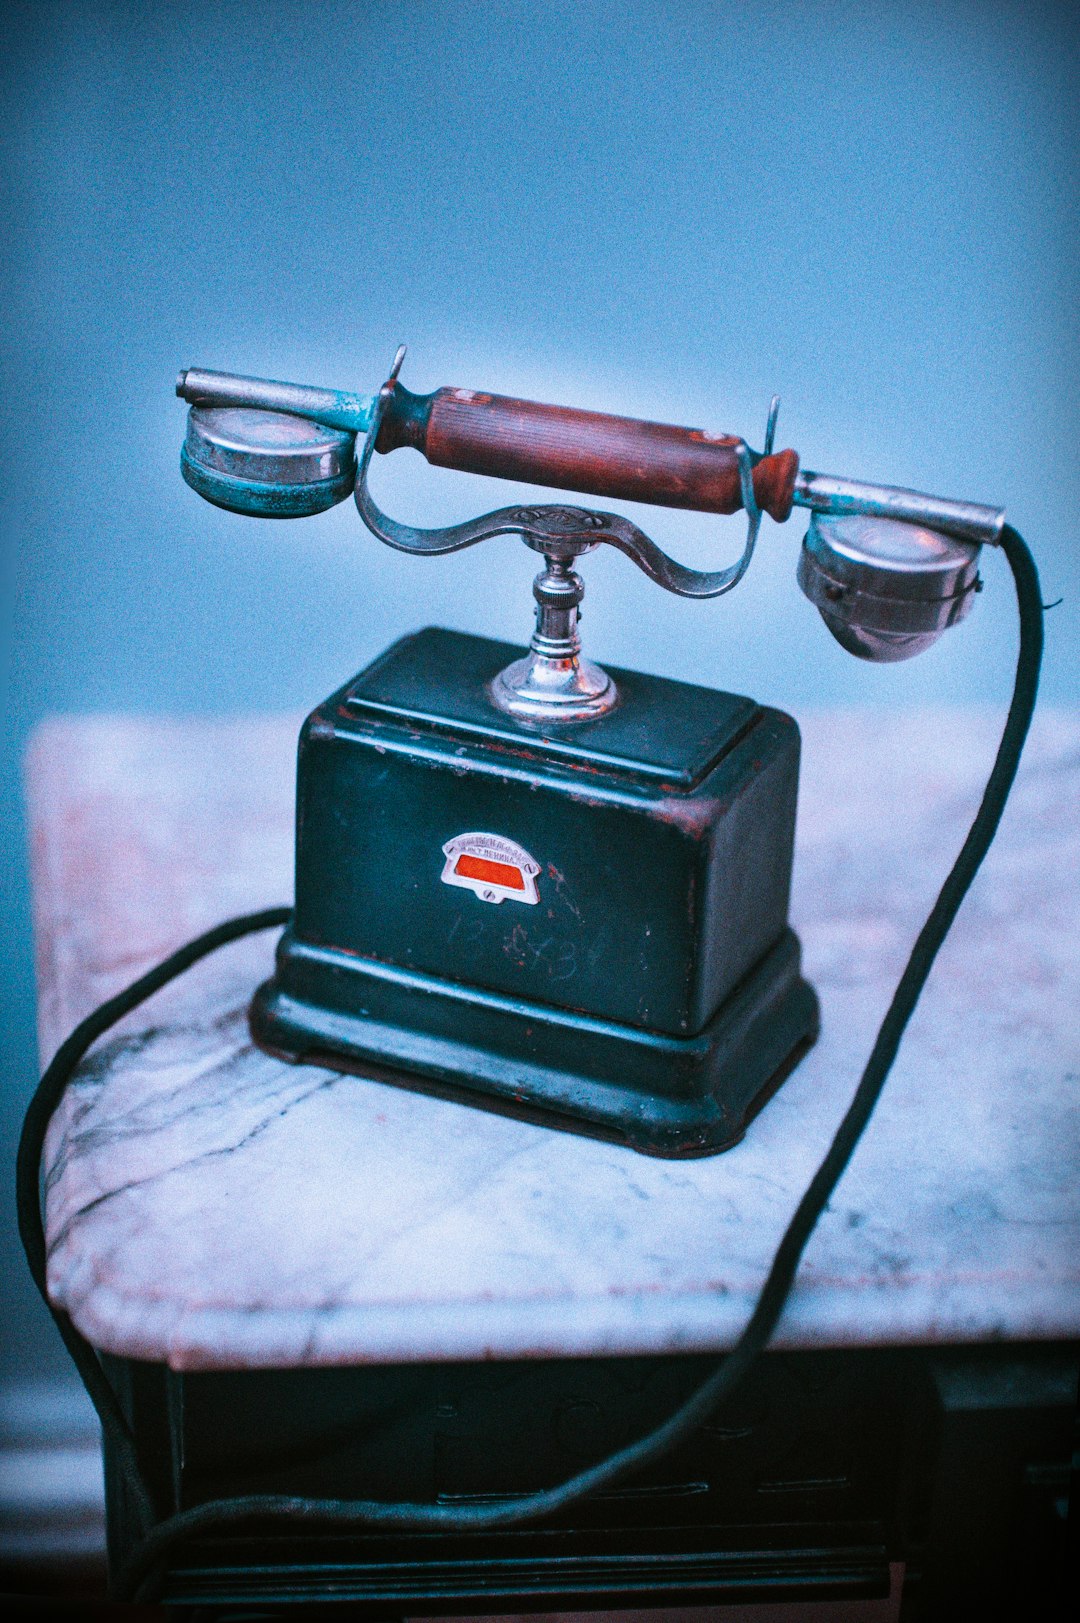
441,833 -> 540,905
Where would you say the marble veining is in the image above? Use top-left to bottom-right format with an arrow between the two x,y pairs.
27,709 -> 1080,1370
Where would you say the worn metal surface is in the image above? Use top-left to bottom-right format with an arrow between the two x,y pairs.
182,405 -> 357,517
286,631 -> 803,1027
176,367 -> 376,435
177,357 -> 1007,545
489,557 -> 618,723
177,361 -> 800,520
351,357 -> 768,603
254,629 -> 813,1154
791,469 -> 1005,546
797,514 -> 981,663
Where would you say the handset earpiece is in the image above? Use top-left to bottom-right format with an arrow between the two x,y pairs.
181,405 -> 357,518
797,511 -> 981,662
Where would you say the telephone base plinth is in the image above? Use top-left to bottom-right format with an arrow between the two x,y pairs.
250,927 -> 819,1159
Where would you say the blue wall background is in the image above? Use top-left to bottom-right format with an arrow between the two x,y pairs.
3,0 -> 1077,1379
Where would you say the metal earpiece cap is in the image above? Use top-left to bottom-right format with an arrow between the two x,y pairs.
181,406 -> 357,518
797,512 -> 981,662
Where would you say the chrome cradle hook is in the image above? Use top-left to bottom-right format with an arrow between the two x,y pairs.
351,349 -> 778,722
354,348 -> 775,599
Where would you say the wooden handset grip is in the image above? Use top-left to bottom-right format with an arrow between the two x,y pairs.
379,385 -> 799,522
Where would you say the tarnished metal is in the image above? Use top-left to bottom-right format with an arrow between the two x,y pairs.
793,469 -> 1004,546
177,356 -> 799,521
489,557 -> 617,723
177,349 -> 1006,685
798,513 -> 981,662
182,406 -> 357,517
350,352 -> 772,719
352,355 -> 766,595
177,367 -> 375,435
251,626 -> 818,1155
178,354 -> 1009,549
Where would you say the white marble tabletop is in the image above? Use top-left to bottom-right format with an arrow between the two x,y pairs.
27,707 -> 1080,1373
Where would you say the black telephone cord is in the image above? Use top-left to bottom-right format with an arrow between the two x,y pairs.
17,524 -> 1043,1601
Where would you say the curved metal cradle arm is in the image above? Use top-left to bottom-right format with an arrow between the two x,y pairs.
353,363 -> 767,599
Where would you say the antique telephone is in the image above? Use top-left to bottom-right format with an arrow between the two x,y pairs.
173,346 -> 997,1156
18,344 -> 1043,1594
